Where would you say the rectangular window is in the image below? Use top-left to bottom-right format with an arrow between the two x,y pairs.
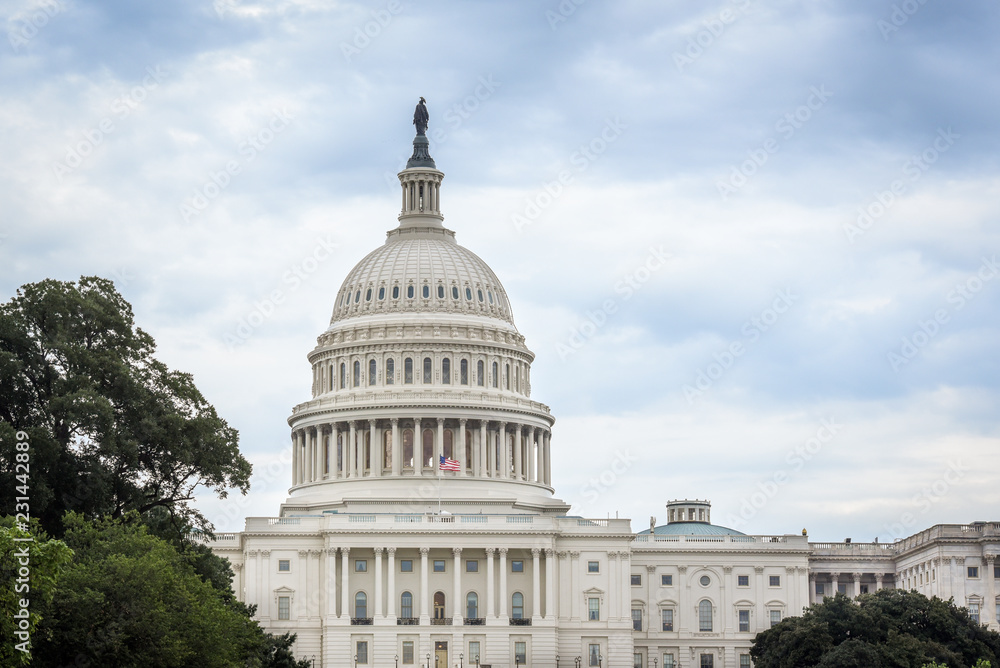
661,608 -> 674,631
634,653 -> 643,668
968,566 -> 980,578
402,641 -> 414,664
515,641 -> 527,664
278,559 -> 290,572
738,609 -> 750,632
631,574 -> 642,586
400,559 -> 413,572
278,596 -> 289,620
996,603 -> 1000,625
589,644 -> 600,667
423,357 -> 432,383
969,603 -> 980,624
511,560 -> 524,572
737,574 -> 749,587
816,583 -> 825,596
588,561 -> 600,573
740,655 -> 752,668
404,358 -> 413,384
355,559 -> 367,572
860,584 -> 869,594
770,610 -> 782,627
356,641 -> 368,664
663,655 -> 675,668
701,655 -> 714,668
466,560 -> 478,573
589,597 -> 600,621
632,608 -> 642,631
769,575 -> 781,587
661,574 -> 673,586
838,583 -> 847,594
468,641 -> 480,663
433,560 -> 445,572
995,565 -> 1000,579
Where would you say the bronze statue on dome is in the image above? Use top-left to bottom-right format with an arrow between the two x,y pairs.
413,96 -> 429,135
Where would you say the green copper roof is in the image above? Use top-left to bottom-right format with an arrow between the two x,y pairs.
638,521 -> 746,536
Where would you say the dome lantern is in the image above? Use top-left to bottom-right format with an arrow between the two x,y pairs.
398,97 -> 444,229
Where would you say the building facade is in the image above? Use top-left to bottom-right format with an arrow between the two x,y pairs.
210,115 -> 1000,668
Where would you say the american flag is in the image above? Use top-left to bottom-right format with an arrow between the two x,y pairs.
440,455 -> 460,471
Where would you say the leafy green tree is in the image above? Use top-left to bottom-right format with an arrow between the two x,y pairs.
0,519 -> 73,666
752,590 -> 1000,668
0,276 -> 251,536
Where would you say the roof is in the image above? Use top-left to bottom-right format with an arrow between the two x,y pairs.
638,521 -> 746,536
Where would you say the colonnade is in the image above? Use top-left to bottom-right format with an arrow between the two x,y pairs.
291,418 -> 552,487
808,571 -> 889,603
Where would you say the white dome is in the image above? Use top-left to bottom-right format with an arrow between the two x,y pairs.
329,228 -> 515,327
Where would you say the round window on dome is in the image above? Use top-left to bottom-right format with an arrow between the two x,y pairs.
465,287 -> 472,300
477,289 -> 484,302
407,285 -> 414,299
365,288 -> 372,302
378,287 -> 385,300
437,285 -> 445,299
452,286 -> 459,300
700,575 -> 711,587
422,285 -> 430,299
355,290 -> 361,303
392,286 -> 400,299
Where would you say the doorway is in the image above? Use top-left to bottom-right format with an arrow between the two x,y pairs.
434,640 -> 448,668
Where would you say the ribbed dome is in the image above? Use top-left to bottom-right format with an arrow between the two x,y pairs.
639,522 -> 746,537
329,230 -> 515,327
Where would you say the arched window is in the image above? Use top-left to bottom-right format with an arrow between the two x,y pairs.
423,357 -> 432,384
477,289 -> 484,302
392,285 -> 400,299
699,600 -> 713,632
515,365 -> 519,392
328,364 -> 333,391
353,361 -> 361,387
442,358 -> 451,384
355,592 -> 368,619
505,363 -> 511,390
467,592 -> 479,619
437,285 -> 445,298
465,287 -> 472,301
492,362 -> 498,388
422,429 -> 434,468
434,591 -> 446,619
452,286 -> 459,300
422,285 -> 430,299
354,290 -> 361,303
512,592 -> 524,619
460,359 -> 468,385
477,360 -> 484,386
340,362 -> 346,389
369,359 -> 377,385
404,357 -> 413,384
386,358 -> 394,384
400,591 -> 413,619
365,288 -> 372,301
402,429 -> 414,468
443,429 -> 453,459
378,286 -> 385,300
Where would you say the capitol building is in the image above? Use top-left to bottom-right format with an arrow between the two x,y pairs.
210,109 -> 1000,668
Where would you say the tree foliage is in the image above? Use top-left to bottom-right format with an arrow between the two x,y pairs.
751,590 -> 1000,668
0,276 -> 251,535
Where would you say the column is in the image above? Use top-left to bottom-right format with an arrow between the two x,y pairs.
369,420 -> 378,477
453,547 -> 463,623
348,422 -> 357,478
621,551 -> 631,622
341,547 -> 350,618
985,555 -> 996,627
391,418 -> 401,476
853,573 -> 862,599
298,551 -> 308,617
387,548 -> 397,619
326,547 -> 337,618
570,551 -> 580,621
545,548 -> 556,619
514,425 -> 522,480
332,424 -> 341,479
499,422 -> 508,479
478,422 -> 487,477
413,417 -> 423,477
808,573 -> 816,605
722,566 -> 732,634
753,567 -> 764,632
875,573 -> 884,592
530,428 -> 538,482
531,548 -> 541,618
544,431 -> 552,485
291,432 -> 299,484
458,418 -> 468,475
678,565 -> 689,632
420,547 -> 430,622
261,550 -> 271,618
303,430 -> 311,482
435,418 -> 443,475
313,428 -> 320,480
608,552 -> 618,622
499,548 -> 508,619
831,572 -> 840,598
374,548 -> 384,618
486,548 -> 496,619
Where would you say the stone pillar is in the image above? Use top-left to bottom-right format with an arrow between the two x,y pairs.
544,548 -> 556,620
260,550 -> 271,619
435,418 -> 443,475
387,547 -> 396,620
459,418 -> 468,475
453,547 -> 463,623
875,573 -> 884,592
348,422 -> 357,478
985,555 -> 997,628
413,417 -> 423,477
499,422 -> 508,479
753,566 -> 764,632
391,418 -> 400,476
478,422 -> 487,477
369,420 -> 378,477
291,432 -> 298,485
340,547 -> 350,618
326,547 -> 337,618
531,548 -> 542,618
530,427 -> 538,482
570,551 -> 581,621
608,552 -> 618,622
544,431 -> 552,485
332,424 -> 341,479
374,547 -> 383,618
514,425 -> 522,480
722,566 -> 732,634
420,547 -> 430,622
853,573 -> 862,599
679,565 -> 689,632
499,547 -> 509,619
621,551 -> 631,622
486,547 -> 496,619
831,572 -> 840,598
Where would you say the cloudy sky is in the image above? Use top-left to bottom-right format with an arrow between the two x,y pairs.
3,0 -> 999,541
